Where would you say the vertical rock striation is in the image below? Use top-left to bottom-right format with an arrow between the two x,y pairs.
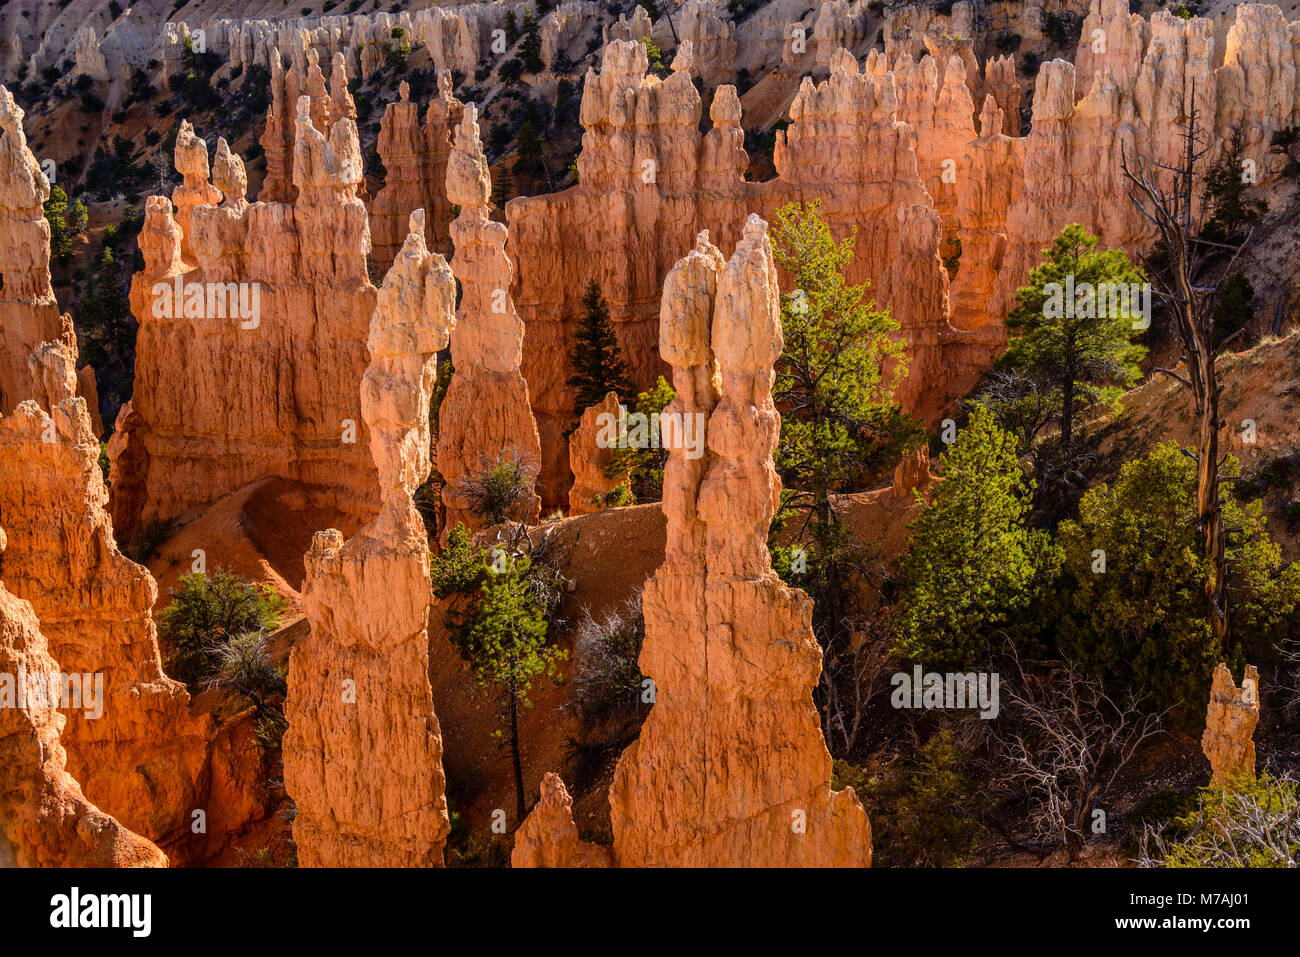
0,332 -> 265,865
514,218 -> 871,867
111,89 -> 379,543
437,106 -> 542,530
369,73 -> 463,275
0,554 -> 167,868
0,85 -> 62,413
508,41 -> 983,505
1201,662 -> 1260,788
284,210 -> 454,867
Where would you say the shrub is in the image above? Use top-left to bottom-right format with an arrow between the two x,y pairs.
567,598 -> 646,724
1054,443 -> 1300,713
1140,775 -> 1300,867
204,628 -> 288,750
157,571 -> 287,690
861,729 -> 987,866
459,447 -> 538,526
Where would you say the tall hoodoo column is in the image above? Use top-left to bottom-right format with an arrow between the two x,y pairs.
284,210 -> 455,867
0,85 -> 63,413
513,217 -> 871,867
437,105 -> 542,531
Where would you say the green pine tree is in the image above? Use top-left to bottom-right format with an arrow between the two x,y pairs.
892,406 -> 1062,669
491,162 -> 515,210
515,121 -> 543,174
44,184 -> 73,263
1202,128 -> 1267,242
76,246 -> 135,404
1054,443 -> 1300,714
567,280 -> 632,417
1000,223 -> 1147,449
431,525 -> 567,821
767,199 -> 923,750
771,199 -> 920,522
520,11 -> 543,72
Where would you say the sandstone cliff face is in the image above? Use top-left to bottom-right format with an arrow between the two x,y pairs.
110,91 -> 379,544
284,210 -> 454,867
162,4 -> 534,88
679,0 -> 737,89
1216,3 -> 1300,179
0,558 -> 166,869
978,2 -> 1298,330
508,40 -> 987,506
369,74 -> 463,275
0,332 -> 268,865
514,218 -> 871,867
0,85 -> 61,414
949,96 -> 1024,332
1202,662 -> 1260,788
437,105 -> 543,530
889,51 -> 976,245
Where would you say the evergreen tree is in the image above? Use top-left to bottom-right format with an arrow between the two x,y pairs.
1202,126 -> 1267,242
771,199 -> 919,522
491,162 -> 515,210
995,223 -> 1147,500
519,11 -> 543,73
431,525 -> 567,820
768,199 -> 921,749
76,246 -> 135,400
515,121 -> 543,174
44,184 -> 73,263
892,406 -> 1062,669
67,196 -> 88,235
567,280 -> 632,417
1211,270 -> 1255,349
1054,443 -> 1300,714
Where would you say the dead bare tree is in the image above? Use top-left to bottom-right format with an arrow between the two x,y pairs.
987,651 -> 1165,859
1120,78 -> 1253,653
819,607 -> 894,755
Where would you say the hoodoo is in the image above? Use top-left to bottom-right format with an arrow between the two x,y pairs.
109,78 -> 379,544
436,105 -> 543,531
283,210 -> 455,867
514,217 -> 871,867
